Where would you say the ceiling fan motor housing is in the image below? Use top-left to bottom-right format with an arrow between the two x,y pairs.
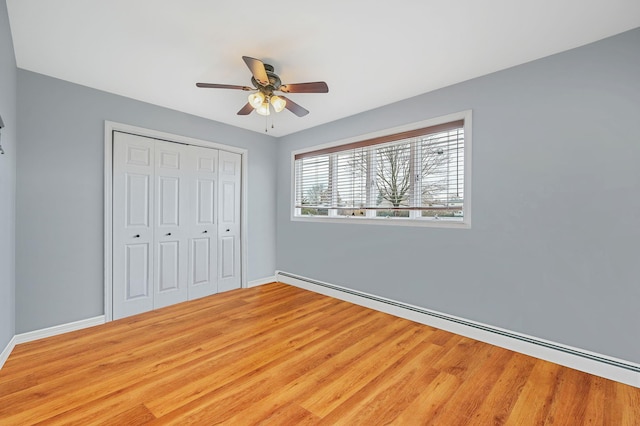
251,63 -> 282,93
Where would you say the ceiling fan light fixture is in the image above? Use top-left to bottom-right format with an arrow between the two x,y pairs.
270,95 -> 286,113
248,92 -> 265,108
256,102 -> 270,116
197,56 -> 328,119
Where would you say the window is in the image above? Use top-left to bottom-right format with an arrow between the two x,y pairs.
293,112 -> 471,227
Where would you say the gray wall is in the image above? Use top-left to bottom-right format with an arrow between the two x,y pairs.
0,0 -> 16,351
276,28 -> 640,363
16,70 -> 277,333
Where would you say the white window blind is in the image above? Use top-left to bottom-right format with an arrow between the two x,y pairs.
294,119 -> 466,222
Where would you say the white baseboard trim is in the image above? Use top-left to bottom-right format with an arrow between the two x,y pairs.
1,316 -> 105,371
14,316 -> 106,345
0,336 -> 17,370
276,271 -> 640,388
247,276 -> 277,288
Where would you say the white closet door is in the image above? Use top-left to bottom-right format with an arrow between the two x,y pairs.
113,132 -> 241,319
218,150 -> 241,292
153,140 -> 189,309
113,132 -> 155,319
187,146 -> 219,300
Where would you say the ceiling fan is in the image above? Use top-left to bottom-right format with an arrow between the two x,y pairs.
196,56 -> 328,118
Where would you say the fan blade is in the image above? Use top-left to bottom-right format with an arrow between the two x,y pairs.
281,96 -> 309,117
242,56 -> 269,86
237,102 -> 254,115
280,81 -> 329,93
196,83 -> 252,91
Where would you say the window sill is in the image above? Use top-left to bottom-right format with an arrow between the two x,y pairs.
291,215 -> 471,229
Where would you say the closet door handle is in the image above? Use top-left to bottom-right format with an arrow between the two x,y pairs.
166,232 -> 171,236
226,229 -> 230,232
203,230 -> 208,234
133,234 -> 140,238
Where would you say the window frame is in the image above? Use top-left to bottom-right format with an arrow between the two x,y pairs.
291,110 -> 472,228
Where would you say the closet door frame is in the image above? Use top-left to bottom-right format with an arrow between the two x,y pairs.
104,121 -> 248,322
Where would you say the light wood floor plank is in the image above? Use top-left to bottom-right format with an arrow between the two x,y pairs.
544,367 -> 592,424
392,370 -> 462,423
504,359 -> 565,424
429,345 -> 514,425
0,282 -> 638,425
467,351 -> 537,425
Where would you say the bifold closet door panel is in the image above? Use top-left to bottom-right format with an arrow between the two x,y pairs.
113,132 -> 155,319
187,146 -> 219,300
153,140 -> 189,309
218,150 -> 241,292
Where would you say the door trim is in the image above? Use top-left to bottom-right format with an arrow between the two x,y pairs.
104,121 -> 249,322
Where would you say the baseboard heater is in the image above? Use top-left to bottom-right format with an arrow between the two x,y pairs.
276,271 -> 640,374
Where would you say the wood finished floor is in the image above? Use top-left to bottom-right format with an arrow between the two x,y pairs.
1,283 -> 639,425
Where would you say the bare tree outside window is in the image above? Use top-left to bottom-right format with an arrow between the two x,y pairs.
345,136 -> 449,217
377,138 -> 449,216
375,143 -> 412,212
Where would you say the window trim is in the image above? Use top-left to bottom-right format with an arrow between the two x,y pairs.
290,110 -> 472,228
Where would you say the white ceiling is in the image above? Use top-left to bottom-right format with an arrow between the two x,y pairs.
7,1 -> 640,137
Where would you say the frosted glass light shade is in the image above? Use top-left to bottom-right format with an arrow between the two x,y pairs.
248,92 -> 265,108
270,95 -> 286,113
256,102 -> 270,116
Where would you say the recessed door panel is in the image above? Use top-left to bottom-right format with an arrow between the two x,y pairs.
222,182 -> 235,223
158,176 -> 179,227
127,146 -> 151,166
198,157 -> 215,173
191,238 -> 210,286
125,244 -> 150,299
126,173 -> 150,227
197,179 -> 215,225
158,241 -> 179,293
220,236 -> 235,279
159,150 -> 180,169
